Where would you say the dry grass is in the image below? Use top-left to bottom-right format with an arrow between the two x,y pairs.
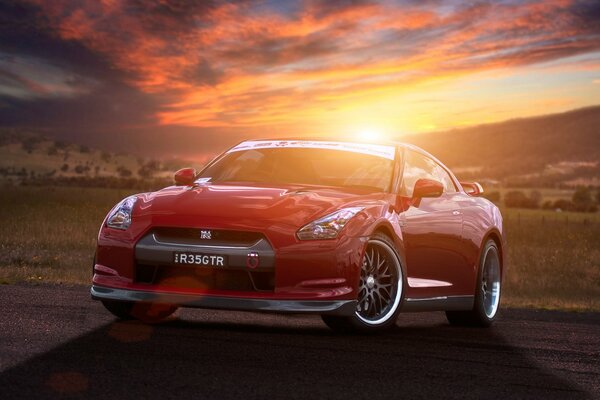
0,186 -> 136,284
502,212 -> 600,311
0,185 -> 598,311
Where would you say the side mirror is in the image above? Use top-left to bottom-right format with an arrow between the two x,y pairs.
413,178 -> 444,199
174,168 -> 196,186
461,182 -> 484,196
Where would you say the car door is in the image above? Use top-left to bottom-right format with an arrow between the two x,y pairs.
399,149 -> 468,298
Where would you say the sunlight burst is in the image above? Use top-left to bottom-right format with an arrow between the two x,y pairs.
356,129 -> 386,143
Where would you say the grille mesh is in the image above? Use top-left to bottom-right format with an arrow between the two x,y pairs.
153,227 -> 264,247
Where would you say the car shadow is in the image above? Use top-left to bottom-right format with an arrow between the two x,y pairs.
0,311 -> 592,399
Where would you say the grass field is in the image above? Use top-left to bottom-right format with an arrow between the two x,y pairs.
0,185 -> 598,311
500,208 -> 599,311
0,186 -> 137,284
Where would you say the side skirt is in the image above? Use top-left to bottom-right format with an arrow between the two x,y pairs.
401,295 -> 474,312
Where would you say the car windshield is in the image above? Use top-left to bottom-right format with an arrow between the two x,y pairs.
198,144 -> 395,192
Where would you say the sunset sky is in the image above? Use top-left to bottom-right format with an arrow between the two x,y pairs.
1,0 -> 599,157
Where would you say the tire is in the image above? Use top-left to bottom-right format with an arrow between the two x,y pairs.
102,300 -> 178,323
446,239 -> 502,327
322,233 -> 404,333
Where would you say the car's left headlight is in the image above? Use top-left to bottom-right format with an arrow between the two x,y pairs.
106,195 -> 137,230
297,207 -> 364,240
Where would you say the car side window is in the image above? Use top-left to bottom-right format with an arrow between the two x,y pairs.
434,164 -> 457,193
401,150 -> 457,196
400,150 -> 438,197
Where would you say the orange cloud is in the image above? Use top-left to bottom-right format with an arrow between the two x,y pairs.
16,0 -> 600,135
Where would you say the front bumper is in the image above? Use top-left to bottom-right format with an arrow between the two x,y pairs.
91,285 -> 357,316
96,225 -> 366,300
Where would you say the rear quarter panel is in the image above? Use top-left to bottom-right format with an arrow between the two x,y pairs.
459,196 -> 505,293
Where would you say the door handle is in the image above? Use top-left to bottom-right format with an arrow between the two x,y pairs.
452,210 -> 462,216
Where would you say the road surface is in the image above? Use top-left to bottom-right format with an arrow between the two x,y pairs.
0,284 -> 598,399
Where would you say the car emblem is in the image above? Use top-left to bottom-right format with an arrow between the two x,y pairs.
246,252 -> 260,269
200,230 -> 212,240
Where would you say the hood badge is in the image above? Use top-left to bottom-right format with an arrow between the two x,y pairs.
200,230 -> 212,240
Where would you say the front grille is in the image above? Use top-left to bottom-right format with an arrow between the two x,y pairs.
135,227 -> 275,292
153,227 -> 264,247
135,264 -> 274,292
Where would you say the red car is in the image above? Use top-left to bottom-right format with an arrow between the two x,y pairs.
92,139 -> 505,332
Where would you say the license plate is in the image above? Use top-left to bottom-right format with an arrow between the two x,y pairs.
173,252 -> 227,267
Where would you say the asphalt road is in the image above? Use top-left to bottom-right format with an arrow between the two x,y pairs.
0,284 -> 598,399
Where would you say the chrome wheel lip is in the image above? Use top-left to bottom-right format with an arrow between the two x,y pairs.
355,239 -> 403,326
481,246 -> 501,319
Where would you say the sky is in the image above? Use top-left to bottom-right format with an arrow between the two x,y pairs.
1,0 -> 599,158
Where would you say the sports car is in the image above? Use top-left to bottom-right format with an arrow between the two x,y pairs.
92,139 -> 505,332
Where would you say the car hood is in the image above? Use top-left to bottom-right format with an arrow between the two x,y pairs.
136,183 -> 384,232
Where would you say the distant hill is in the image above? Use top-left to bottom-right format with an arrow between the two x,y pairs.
403,105 -> 600,185
1,105 -> 599,188
0,129 -> 200,185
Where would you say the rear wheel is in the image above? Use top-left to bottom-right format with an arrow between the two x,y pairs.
446,239 -> 501,327
101,300 -> 178,323
322,233 -> 404,333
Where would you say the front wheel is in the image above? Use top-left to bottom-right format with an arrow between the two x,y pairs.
446,239 -> 502,327
101,300 -> 178,323
322,233 -> 404,333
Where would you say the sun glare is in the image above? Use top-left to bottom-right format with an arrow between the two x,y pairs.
356,129 -> 386,142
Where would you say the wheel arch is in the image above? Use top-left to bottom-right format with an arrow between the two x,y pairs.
366,221 -> 408,292
481,229 -> 505,277
368,220 -> 406,267
372,224 -> 395,240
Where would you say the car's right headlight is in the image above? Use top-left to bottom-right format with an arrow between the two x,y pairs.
106,195 -> 137,230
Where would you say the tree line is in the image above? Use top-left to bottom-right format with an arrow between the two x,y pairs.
485,187 -> 599,213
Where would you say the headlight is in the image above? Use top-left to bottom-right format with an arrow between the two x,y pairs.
297,207 -> 364,240
106,195 -> 137,230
